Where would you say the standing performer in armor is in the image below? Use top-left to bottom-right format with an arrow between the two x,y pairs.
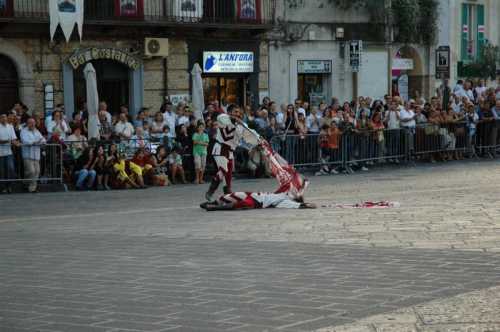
205,104 -> 259,202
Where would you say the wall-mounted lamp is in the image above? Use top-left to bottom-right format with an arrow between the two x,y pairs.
335,27 -> 345,40
336,27 -> 346,59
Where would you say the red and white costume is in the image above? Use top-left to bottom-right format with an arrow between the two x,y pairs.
209,114 -> 259,195
216,192 -> 303,209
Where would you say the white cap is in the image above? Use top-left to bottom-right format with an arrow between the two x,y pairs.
297,108 -> 306,117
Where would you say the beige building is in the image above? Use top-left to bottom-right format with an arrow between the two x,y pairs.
436,0 -> 500,86
0,0 -> 274,116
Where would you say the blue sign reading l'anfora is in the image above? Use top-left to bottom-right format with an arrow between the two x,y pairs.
203,51 -> 254,73
204,54 -> 217,72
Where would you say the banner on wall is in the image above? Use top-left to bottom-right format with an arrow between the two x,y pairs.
173,0 -> 203,20
114,0 -> 144,18
49,0 -> 84,42
0,0 -> 13,16
237,0 -> 261,21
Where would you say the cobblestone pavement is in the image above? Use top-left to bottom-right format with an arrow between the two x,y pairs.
317,285 -> 500,332
0,160 -> 499,331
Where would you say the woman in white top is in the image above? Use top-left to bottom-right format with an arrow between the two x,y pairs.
47,110 -> 71,141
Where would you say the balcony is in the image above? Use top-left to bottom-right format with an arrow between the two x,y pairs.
0,0 -> 275,29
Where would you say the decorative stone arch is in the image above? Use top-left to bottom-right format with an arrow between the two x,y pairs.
392,45 -> 426,100
0,38 -> 35,110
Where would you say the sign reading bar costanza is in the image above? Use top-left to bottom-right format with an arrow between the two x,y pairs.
69,48 -> 141,70
203,52 -> 254,73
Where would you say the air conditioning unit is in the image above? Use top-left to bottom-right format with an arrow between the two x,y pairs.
144,38 -> 169,57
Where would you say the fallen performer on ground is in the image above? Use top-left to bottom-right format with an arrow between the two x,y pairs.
200,191 -> 316,211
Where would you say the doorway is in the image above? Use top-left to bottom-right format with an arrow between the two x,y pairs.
203,76 -> 246,106
298,74 -> 325,105
0,54 -> 19,113
74,60 -> 129,115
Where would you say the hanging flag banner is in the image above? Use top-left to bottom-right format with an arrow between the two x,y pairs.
114,0 -> 144,18
237,0 -> 261,21
173,0 -> 202,21
49,0 -> 84,42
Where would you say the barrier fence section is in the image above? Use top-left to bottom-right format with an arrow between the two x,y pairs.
277,121 -> 499,168
414,122 -> 470,157
474,119 -> 500,157
0,144 -> 63,186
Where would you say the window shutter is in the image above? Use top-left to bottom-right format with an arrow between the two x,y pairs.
476,4 -> 485,59
461,3 -> 469,61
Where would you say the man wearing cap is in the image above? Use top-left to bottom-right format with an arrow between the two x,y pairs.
0,112 -> 20,193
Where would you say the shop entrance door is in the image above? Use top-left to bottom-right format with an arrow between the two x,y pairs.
298,74 -> 325,105
0,55 -> 19,113
74,60 -> 129,115
203,76 -> 246,106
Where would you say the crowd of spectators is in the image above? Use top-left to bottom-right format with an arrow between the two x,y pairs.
1,78 -> 500,193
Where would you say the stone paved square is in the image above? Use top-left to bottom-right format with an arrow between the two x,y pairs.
1,161 -> 500,331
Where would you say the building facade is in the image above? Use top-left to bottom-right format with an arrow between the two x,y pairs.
436,0 -> 500,85
269,0 -> 449,105
0,0 -> 274,115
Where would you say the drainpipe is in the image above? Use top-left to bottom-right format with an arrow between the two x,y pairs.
163,57 -> 169,100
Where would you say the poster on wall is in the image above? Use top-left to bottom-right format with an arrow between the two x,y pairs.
398,74 -> 409,102
173,0 -> 202,21
237,0 -> 261,21
49,0 -> 84,42
115,0 -> 144,18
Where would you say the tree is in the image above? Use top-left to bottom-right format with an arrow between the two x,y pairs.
464,43 -> 500,79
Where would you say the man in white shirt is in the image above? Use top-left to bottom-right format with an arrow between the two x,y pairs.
176,103 -> 190,127
384,101 -> 400,130
475,79 -> 487,101
0,113 -> 20,193
450,94 -> 462,114
463,81 -> 474,101
114,113 -> 134,140
20,118 -> 46,193
399,103 -> 417,153
162,101 -> 177,139
306,106 -> 321,134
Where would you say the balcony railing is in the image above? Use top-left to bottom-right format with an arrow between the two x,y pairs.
0,0 -> 275,27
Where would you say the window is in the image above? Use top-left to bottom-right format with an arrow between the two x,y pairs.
461,3 -> 485,61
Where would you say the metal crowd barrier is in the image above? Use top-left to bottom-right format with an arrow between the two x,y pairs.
276,121 -> 500,169
0,144 -> 63,186
343,128 -> 408,164
474,119 -> 500,157
414,122 -> 469,156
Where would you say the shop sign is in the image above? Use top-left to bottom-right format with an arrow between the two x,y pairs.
435,45 -> 450,79
349,40 -> 363,72
392,58 -> 414,70
203,52 -> 254,73
297,60 -> 332,74
169,94 -> 190,106
68,47 -> 141,70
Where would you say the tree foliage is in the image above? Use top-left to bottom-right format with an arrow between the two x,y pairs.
464,44 -> 500,79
